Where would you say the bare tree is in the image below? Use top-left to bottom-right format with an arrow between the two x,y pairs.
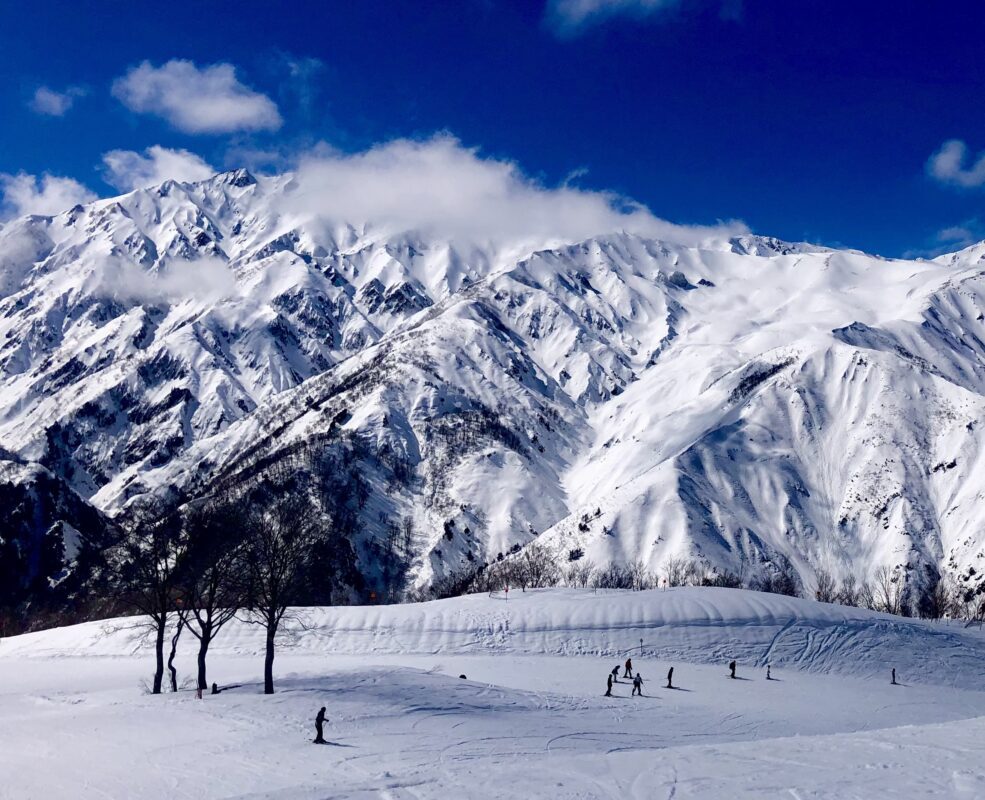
960,595 -> 985,627
702,570 -> 742,588
167,616 -> 185,693
627,559 -> 653,591
837,574 -> 860,607
872,565 -> 904,615
564,559 -> 596,588
118,506 -> 186,695
592,562 -> 633,589
520,544 -> 560,588
756,559 -> 800,597
814,568 -> 837,604
664,557 -> 699,587
178,501 -> 247,692
857,579 -> 876,611
243,494 -> 321,695
920,573 -> 956,620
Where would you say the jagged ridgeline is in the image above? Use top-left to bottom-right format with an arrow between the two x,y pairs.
2,168 -> 985,629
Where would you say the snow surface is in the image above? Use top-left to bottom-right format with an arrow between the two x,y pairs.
3,587 -> 985,798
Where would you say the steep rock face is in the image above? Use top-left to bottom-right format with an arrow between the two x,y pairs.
3,171 -> 985,602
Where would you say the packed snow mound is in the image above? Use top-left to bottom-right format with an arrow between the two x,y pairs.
4,169 -> 985,602
6,588 -> 984,689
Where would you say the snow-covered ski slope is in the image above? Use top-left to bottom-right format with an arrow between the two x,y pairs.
3,588 -> 985,798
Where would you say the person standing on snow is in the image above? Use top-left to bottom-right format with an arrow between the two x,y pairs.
606,672 -> 614,696
666,666 -> 674,689
611,665 -> 621,683
632,674 -> 644,696
624,658 -> 633,679
729,660 -> 737,679
314,707 -> 328,744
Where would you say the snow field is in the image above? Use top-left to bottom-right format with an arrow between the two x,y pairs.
2,588 -> 984,798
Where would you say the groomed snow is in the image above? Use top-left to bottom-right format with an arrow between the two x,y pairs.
2,587 -> 984,798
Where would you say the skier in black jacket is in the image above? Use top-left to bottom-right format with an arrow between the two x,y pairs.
314,707 -> 328,744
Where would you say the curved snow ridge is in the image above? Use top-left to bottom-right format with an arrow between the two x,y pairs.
5,588 -> 984,688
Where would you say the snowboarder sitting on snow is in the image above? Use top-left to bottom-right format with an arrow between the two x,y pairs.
606,672 -> 614,696
632,674 -> 644,696
314,707 -> 328,744
624,658 -> 633,679
729,660 -> 737,679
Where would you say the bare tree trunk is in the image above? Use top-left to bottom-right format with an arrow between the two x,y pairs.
167,618 -> 184,693
197,632 -> 211,692
264,622 -> 277,695
153,617 -> 166,694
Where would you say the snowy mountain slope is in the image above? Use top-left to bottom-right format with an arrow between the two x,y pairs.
3,170 -> 985,603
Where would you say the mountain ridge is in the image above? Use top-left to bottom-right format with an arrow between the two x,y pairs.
2,169 -> 985,613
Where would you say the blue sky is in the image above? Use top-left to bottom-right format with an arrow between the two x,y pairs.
1,0 -> 983,257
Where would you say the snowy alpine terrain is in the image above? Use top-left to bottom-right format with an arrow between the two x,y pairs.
2,588 -> 985,798
3,169 -> 985,607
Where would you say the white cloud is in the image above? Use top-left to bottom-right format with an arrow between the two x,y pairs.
29,86 -> 86,116
111,60 -> 282,134
0,172 -> 97,218
283,135 -> 744,248
102,145 -> 216,192
547,0 -> 681,32
91,255 -> 236,304
936,225 -> 976,244
927,140 -> 985,188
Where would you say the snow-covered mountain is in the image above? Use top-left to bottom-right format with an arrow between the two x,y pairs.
3,169 -> 985,607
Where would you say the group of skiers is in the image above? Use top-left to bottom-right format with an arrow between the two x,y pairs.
603,656 -> 778,697
605,657 -> 664,697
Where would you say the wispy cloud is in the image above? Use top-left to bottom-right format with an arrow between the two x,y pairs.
91,255 -> 236,304
29,85 -> 87,117
927,140 -> 985,188
101,145 -> 216,192
546,0 -> 680,34
282,135 -> 744,248
112,60 -> 282,134
0,172 -> 96,218
901,219 -> 983,259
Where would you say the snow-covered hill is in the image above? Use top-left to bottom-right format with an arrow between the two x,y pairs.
3,169 -> 985,604
8,587 -> 985,688
3,589 -> 985,798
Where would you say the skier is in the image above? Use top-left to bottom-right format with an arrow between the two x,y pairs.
632,673 -> 644,696
891,668 -> 897,685
766,664 -> 771,681
666,666 -> 674,689
606,672 -> 614,697
624,657 -> 634,679
729,660 -> 737,679
314,707 -> 328,744
611,665 -> 621,683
